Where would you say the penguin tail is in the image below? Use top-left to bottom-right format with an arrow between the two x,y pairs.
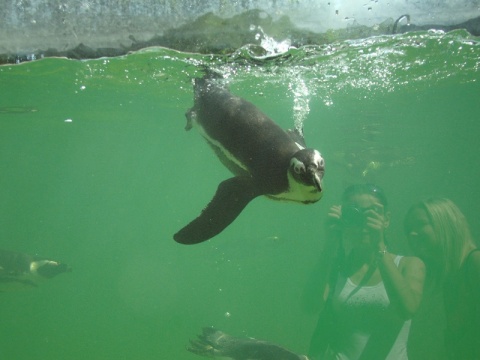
193,68 -> 225,91
192,67 -> 227,101
198,66 -> 224,80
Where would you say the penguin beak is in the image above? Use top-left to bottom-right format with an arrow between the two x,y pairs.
313,173 -> 322,192
35,261 -> 72,278
308,166 -> 323,192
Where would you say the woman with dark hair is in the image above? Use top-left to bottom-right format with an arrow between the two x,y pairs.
404,198 -> 480,360
304,184 -> 425,360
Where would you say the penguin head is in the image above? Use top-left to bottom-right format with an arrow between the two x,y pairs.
30,260 -> 72,279
289,149 -> 325,192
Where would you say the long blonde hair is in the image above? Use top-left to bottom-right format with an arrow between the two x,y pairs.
413,198 -> 475,277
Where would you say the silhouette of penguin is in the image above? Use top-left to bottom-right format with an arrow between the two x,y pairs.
188,327 -> 308,360
174,72 -> 325,244
0,249 -> 71,292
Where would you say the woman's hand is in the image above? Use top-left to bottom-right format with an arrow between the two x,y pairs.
364,202 -> 388,252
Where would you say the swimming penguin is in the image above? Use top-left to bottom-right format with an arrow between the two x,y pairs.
0,249 -> 71,292
174,72 -> 325,244
188,327 -> 308,360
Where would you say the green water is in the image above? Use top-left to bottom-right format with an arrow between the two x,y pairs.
0,30 -> 479,359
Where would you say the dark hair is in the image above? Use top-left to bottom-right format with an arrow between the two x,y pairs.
341,183 -> 388,209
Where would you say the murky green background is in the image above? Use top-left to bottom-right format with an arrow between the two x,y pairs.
1,30 -> 479,359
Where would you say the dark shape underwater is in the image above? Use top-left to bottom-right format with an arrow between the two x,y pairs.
0,249 -> 71,292
188,327 -> 308,360
174,72 -> 325,244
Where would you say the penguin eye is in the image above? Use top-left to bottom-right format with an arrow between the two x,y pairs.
318,158 -> 325,168
293,161 -> 305,174
314,152 -> 325,168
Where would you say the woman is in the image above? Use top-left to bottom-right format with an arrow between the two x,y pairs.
404,198 -> 480,359
305,184 -> 425,360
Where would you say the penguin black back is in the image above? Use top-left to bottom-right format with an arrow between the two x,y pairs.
174,73 -> 325,244
191,76 -> 300,193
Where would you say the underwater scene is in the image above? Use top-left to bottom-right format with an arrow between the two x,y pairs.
1,27 -> 480,359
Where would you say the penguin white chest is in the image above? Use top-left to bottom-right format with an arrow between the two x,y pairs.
269,172 -> 323,203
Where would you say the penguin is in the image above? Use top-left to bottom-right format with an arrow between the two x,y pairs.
0,249 -> 71,292
188,327 -> 308,360
174,72 -> 325,244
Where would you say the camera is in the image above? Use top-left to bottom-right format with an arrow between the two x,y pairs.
341,205 -> 378,227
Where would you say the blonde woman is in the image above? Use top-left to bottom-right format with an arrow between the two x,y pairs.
404,198 -> 480,359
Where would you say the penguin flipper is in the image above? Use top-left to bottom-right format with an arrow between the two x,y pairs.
174,177 -> 261,244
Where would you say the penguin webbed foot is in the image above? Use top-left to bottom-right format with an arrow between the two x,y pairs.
174,176 -> 261,244
187,338 -> 216,357
187,327 -> 223,357
188,327 -> 245,358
